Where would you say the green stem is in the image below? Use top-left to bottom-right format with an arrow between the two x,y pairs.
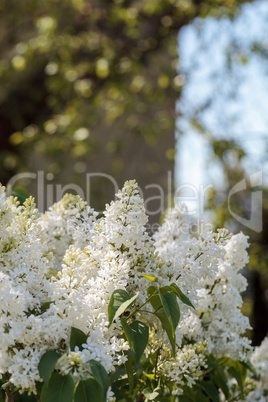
154,347 -> 161,379
137,309 -> 155,316
127,289 -> 158,320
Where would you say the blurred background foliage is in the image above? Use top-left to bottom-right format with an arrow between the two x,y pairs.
206,138 -> 268,345
0,0 -> 251,197
1,0 -> 268,344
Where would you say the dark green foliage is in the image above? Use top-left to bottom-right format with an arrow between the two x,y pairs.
74,379 -> 102,402
38,350 -> 61,384
108,290 -> 139,326
69,327 -> 88,351
40,373 -> 74,402
120,318 -> 149,363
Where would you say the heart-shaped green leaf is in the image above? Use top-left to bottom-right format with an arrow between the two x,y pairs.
38,350 -> 61,384
121,318 -> 149,363
74,379 -> 102,402
41,373 -> 74,402
70,327 -> 88,351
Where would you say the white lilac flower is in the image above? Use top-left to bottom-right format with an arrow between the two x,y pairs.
251,337 -> 268,394
154,206 -> 251,360
0,182 -> 253,396
38,194 -> 97,270
158,342 -> 208,394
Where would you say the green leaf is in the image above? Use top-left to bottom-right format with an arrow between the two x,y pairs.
38,350 -> 61,384
160,291 -> 180,329
147,286 -> 180,353
195,387 -> 210,402
74,379 -> 102,402
170,283 -> 195,309
14,392 -> 37,401
228,366 -> 244,399
124,353 -> 134,393
148,288 -> 175,351
121,318 -> 149,363
147,285 -> 158,300
227,359 -> 247,383
212,368 -> 229,399
202,381 -> 220,402
108,290 -> 139,326
41,373 -> 74,402
140,273 -> 158,282
70,327 -> 88,351
0,389 -> 5,402
179,396 -> 193,402
207,361 -> 220,370
144,373 -> 156,381
143,387 -> 161,400
36,381 -> 43,395
241,360 -> 258,380
89,359 -> 110,402
40,301 -> 54,313
109,367 -> 126,384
